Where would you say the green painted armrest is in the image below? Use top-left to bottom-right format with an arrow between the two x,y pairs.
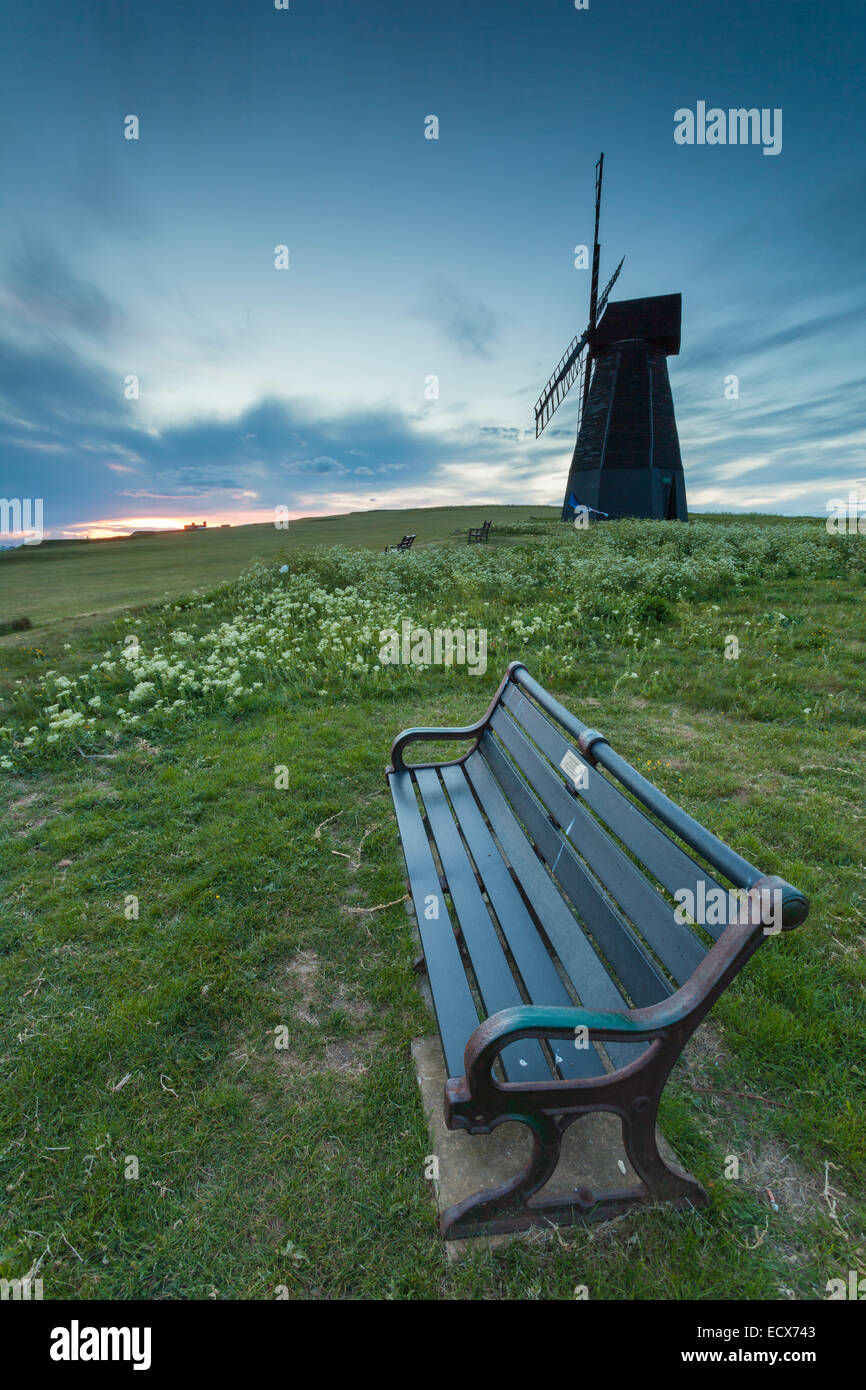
443,1002 -> 682,1126
389,721 -> 487,773
451,917 -> 767,1123
466,1002 -> 675,1065
388,662 -> 526,772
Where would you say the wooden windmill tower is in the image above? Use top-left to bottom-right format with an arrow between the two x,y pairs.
534,154 -> 688,522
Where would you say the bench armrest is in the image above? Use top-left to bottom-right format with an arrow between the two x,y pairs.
448,917 -> 774,1122
465,1003 -> 670,1078
388,661 -> 525,772
445,1002 -> 665,1126
389,720 -> 489,773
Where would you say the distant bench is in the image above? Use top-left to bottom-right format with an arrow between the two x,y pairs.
467,520 -> 491,543
385,534 -> 416,553
387,662 -> 809,1239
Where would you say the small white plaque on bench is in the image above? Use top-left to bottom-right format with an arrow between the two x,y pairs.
560,749 -> 589,790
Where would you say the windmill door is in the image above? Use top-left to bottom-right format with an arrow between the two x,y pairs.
661,473 -> 677,519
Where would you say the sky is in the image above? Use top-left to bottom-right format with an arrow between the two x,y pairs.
1,0 -> 864,538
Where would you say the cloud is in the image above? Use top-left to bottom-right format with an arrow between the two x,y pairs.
680,298 -> 866,375
711,455 -> 771,480
288,455 -> 345,474
412,280 -> 501,357
3,240 -> 123,338
0,335 -> 121,431
0,335 -> 525,531
478,425 -> 524,441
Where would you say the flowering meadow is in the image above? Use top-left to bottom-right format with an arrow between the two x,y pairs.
1,519 -> 864,773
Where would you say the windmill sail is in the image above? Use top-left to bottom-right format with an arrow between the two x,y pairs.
588,154 -> 604,330
595,256 -> 625,324
534,330 -> 589,437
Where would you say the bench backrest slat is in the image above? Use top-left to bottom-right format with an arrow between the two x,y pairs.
511,665 -> 763,892
501,682 -> 728,935
488,707 -> 709,986
465,750 -> 650,1067
479,731 -> 673,1006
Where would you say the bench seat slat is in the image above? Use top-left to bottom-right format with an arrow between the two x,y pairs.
388,771 -> 480,1078
414,769 -> 552,1082
502,683 -> 727,933
439,764 -> 605,1080
480,732 -> 671,1007
464,751 -> 647,1069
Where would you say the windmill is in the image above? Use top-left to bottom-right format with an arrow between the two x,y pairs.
534,153 -> 688,523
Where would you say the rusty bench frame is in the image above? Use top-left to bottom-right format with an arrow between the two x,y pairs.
387,662 -> 809,1239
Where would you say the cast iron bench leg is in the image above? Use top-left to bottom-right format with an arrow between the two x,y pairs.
442,1109 -> 707,1239
440,1111 -> 564,1239
441,1059 -> 708,1239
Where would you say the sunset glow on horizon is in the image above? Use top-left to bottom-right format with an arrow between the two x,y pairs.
60,509 -> 298,540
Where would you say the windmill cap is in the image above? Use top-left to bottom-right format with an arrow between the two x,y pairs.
592,293 -> 682,355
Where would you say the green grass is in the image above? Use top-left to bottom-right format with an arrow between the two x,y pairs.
0,508 -> 863,1300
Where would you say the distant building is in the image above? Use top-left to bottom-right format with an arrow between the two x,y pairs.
183,522 -> 207,530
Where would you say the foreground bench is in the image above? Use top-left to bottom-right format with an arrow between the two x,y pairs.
468,520 -> 491,543
384,534 -> 416,553
387,662 -> 809,1238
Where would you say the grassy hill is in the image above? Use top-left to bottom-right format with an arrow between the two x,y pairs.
0,511 -> 863,1300
0,506 -> 818,637
0,506 -> 556,634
